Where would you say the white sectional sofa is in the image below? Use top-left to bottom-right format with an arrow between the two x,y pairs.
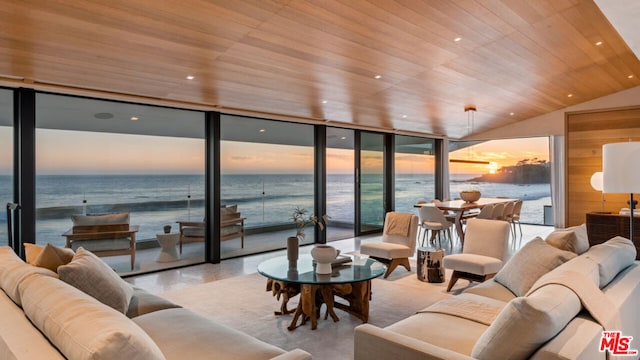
355,227 -> 640,360
0,245 -> 311,360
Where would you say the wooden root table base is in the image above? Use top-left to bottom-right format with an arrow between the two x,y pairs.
258,255 -> 386,331
284,280 -> 371,331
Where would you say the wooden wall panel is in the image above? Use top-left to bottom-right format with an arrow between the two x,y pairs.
565,106 -> 640,227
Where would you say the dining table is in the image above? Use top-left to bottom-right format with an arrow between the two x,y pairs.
415,198 -> 518,245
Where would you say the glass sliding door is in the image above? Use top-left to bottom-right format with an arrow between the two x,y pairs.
0,89 -> 13,246
359,132 -> 385,233
326,127 -> 355,241
220,115 -> 315,258
35,93 -> 205,274
395,135 -> 436,213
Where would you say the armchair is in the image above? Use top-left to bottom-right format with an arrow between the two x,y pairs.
62,212 -> 138,270
177,205 -> 245,253
442,218 -> 510,291
360,212 -> 418,278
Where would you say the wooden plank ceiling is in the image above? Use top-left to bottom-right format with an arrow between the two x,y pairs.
0,0 -> 638,139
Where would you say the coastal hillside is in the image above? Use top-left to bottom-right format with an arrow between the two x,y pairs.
469,158 -> 550,184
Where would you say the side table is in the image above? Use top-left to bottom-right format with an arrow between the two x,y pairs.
156,233 -> 180,262
417,247 -> 445,283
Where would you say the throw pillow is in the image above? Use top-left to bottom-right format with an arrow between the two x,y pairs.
545,224 -> 589,255
494,237 -> 576,296
71,212 -> 130,226
20,274 -> 166,360
568,223 -> 590,254
584,236 -> 636,288
471,283 -> 581,359
57,247 -> 134,314
23,243 -> 44,264
32,244 -> 75,272
220,205 -> 237,215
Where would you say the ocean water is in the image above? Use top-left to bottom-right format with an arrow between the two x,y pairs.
0,174 -> 551,246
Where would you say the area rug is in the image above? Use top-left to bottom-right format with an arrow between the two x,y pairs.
160,270 -> 454,360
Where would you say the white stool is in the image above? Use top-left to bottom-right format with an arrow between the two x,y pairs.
156,233 -> 180,262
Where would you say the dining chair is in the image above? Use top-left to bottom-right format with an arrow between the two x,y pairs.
475,204 -> 494,219
415,201 -> 428,242
442,218 -> 511,291
418,206 -> 454,248
431,199 -> 456,221
491,203 -> 505,220
509,200 -> 524,240
502,201 -> 515,222
417,206 -> 440,247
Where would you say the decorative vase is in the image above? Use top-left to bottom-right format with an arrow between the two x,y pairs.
163,224 -> 172,234
286,236 -> 299,268
311,244 -> 337,274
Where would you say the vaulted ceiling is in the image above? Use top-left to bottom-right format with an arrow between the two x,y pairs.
0,0 -> 638,139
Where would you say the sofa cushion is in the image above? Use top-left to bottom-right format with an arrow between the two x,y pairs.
463,279 -> 517,303
133,307 -> 286,360
583,236 -> 636,288
538,255 -> 600,288
0,290 -> 66,360
0,247 -> 58,306
58,247 -> 134,313
545,224 -> 589,255
126,287 -> 181,318
221,225 -> 242,237
471,283 -> 582,359
25,243 -> 75,272
359,242 -> 413,259
181,226 -> 204,238
385,307 -> 490,356
71,212 -> 130,226
20,274 -> 166,360
494,237 -> 576,297
442,254 -> 504,275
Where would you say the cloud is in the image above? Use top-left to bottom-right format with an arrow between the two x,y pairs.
230,156 -> 257,161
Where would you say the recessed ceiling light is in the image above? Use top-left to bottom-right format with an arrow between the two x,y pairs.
595,41 -> 603,46
259,129 -> 266,133
186,75 -> 195,80
454,37 -> 462,42
130,116 -> 139,121
567,94 -> 573,98
402,114 -> 407,118
628,74 -> 634,79
509,112 -> 515,116
374,74 -> 382,79
322,100 -> 328,104
340,136 -> 347,140
94,112 -> 114,119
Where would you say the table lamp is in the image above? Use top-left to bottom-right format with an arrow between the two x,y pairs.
589,171 -> 604,212
602,142 -> 640,241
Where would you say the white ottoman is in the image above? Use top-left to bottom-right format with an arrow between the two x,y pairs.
156,233 -> 180,262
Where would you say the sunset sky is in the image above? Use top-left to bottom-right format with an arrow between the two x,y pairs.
0,128 -> 549,175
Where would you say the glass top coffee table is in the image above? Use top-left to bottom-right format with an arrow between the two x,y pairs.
258,254 -> 386,330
